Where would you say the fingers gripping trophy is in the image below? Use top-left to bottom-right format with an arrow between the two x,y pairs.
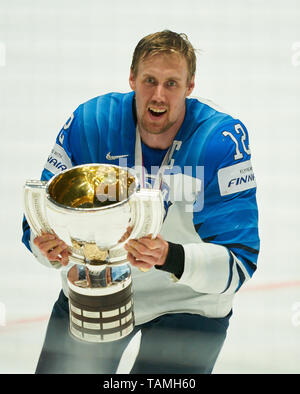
24,164 -> 164,343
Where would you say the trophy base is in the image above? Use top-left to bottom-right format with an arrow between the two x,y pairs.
67,264 -> 134,343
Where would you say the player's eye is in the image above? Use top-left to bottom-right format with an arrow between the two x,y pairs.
145,77 -> 155,84
167,80 -> 177,87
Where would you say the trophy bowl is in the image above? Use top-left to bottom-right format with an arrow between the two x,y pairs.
24,163 -> 164,265
24,163 -> 164,342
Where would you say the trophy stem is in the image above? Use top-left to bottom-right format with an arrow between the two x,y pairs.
67,264 -> 134,343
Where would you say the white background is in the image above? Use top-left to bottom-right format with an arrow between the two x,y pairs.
0,0 -> 300,373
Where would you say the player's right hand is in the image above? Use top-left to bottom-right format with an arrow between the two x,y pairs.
33,232 -> 70,266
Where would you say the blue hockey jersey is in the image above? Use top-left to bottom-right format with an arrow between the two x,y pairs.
22,91 -> 260,322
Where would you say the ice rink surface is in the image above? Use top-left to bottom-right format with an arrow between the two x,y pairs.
0,0 -> 300,374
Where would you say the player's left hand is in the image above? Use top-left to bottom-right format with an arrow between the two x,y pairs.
124,234 -> 169,271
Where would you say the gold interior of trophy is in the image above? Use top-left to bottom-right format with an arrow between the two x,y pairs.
48,165 -> 136,209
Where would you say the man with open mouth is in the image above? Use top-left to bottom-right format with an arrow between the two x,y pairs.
22,30 -> 260,375
129,46 -> 194,150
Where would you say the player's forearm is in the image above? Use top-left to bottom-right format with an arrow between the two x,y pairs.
158,241 -> 249,295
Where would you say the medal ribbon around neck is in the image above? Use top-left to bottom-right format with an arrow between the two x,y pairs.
134,126 -> 175,190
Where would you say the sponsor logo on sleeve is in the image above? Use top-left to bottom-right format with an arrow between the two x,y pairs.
44,143 -> 73,175
218,160 -> 256,196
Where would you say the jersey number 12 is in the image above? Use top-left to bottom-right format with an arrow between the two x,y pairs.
222,123 -> 251,160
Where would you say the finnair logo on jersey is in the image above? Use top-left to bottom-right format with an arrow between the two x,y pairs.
218,160 -> 256,196
228,173 -> 255,188
47,157 -> 68,171
44,143 -> 72,175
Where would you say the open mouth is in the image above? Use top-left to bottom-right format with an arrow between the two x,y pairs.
148,107 -> 167,117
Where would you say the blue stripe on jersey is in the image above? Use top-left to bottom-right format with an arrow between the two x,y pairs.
221,252 -> 234,293
22,215 -> 31,252
236,264 -> 246,291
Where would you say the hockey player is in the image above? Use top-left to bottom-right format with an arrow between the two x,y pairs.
22,30 -> 259,374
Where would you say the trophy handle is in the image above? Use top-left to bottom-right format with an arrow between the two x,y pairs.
24,180 -> 87,266
129,188 -> 164,241
24,180 -> 53,236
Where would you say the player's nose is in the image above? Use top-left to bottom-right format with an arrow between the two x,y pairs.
151,84 -> 166,103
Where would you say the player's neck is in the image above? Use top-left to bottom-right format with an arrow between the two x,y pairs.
138,129 -> 174,150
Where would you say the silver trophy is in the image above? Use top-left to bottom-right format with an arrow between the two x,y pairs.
24,164 -> 164,342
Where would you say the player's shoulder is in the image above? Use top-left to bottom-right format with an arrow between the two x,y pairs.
187,96 -> 240,132
60,91 -> 134,135
188,98 -> 255,193
186,97 -> 252,168
79,91 -> 134,112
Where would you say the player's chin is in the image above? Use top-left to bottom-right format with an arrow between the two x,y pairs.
144,123 -> 170,135
142,115 -> 169,133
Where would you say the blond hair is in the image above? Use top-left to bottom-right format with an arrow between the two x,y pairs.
131,30 -> 196,83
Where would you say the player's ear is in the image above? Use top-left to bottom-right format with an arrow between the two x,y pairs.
129,68 -> 136,91
186,74 -> 195,97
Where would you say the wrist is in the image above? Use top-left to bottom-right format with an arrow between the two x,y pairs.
155,242 -> 185,279
158,239 -> 169,267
